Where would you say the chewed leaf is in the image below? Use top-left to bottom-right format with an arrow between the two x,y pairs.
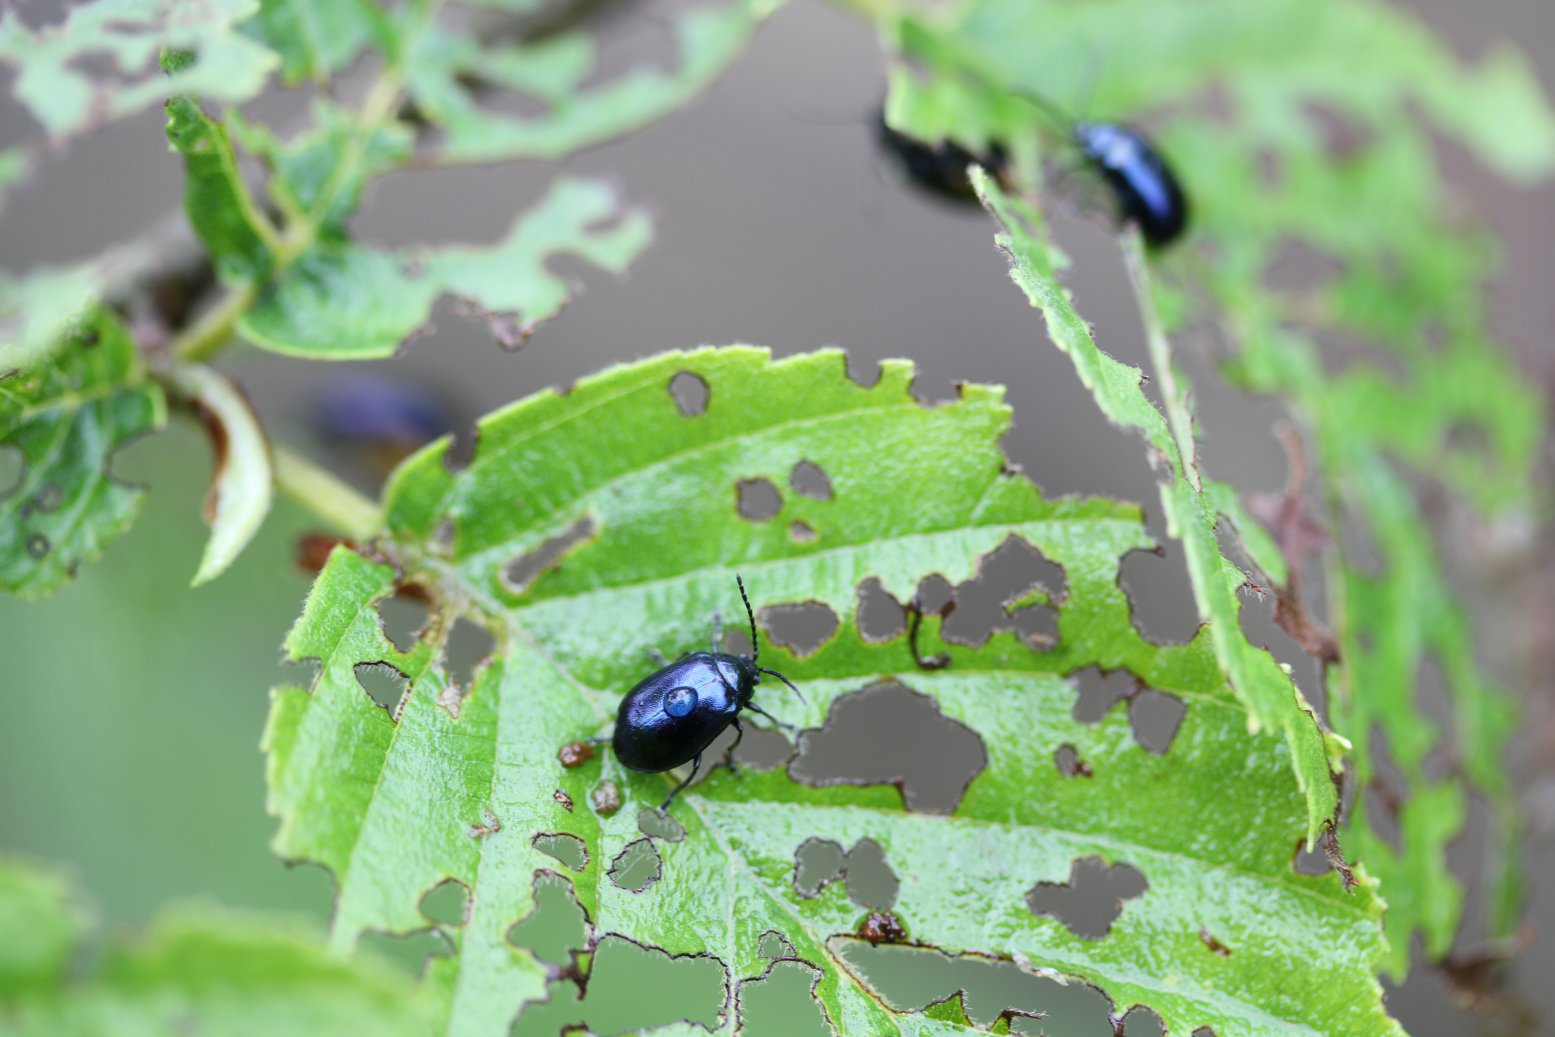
0,0 -> 277,140
164,364 -> 273,586
238,178 -> 652,358
0,855 -> 435,1034
166,94 -> 278,284
406,0 -> 781,164
978,176 -> 1338,842
0,311 -> 165,597
243,0 -> 386,84
269,349 -> 1401,1036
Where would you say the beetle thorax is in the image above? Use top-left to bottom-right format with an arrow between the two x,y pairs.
713,652 -> 759,704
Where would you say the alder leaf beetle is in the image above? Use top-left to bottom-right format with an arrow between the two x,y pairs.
613,576 -> 805,812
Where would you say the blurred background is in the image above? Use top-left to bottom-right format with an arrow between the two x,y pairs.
2,0 -> 1552,1032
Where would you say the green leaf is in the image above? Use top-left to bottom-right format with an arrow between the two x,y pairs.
890,0 -> 1549,974
977,177 -> 1338,841
0,310 -> 165,597
0,0 -> 278,140
0,856 -> 436,1035
0,263 -> 113,371
231,100 -> 414,240
0,858 -> 90,995
243,0 -> 386,84
166,95 -> 277,284
267,349 -> 1401,1036
237,177 -> 652,358
163,363 -> 274,586
405,0 -> 782,164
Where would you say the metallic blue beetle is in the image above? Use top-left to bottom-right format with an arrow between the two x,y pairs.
1071,121 -> 1189,248
614,577 -> 804,811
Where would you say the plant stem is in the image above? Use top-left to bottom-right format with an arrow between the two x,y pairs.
170,283 -> 258,363
1120,231 -> 1201,490
272,444 -> 382,541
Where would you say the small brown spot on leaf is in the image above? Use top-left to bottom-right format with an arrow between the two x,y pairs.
1198,930 -> 1231,956
590,780 -> 621,815
558,740 -> 595,768
467,809 -> 501,839
554,789 -> 574,812
788,520 -> 817,543
25,533 -> 49,559
857,910 -> 907,944
1054,743 -> 1092,778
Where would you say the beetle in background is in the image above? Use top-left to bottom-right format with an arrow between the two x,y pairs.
614,577 -> 805,811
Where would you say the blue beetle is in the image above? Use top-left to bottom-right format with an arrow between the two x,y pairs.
614,577 -> 804,811
1071,121 -> 1189,248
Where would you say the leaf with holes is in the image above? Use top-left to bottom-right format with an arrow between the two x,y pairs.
236,178 -> 651,358
0,0 -> 277,140
886,0 -> 1553,973
405,0 -> 782,165
243,0 -> 387,84
0,310 -> 165,597
0,855 -> 436,1034
166,91 -> 278,284
267,348 -> 1403,1036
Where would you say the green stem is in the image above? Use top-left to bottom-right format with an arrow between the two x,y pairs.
170,283 -> 258,363
272,444 -> 382,541
1120,231 -> 1201,490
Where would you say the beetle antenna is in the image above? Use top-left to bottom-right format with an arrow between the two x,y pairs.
736,574 -> 759,665
757,666 -> 807,705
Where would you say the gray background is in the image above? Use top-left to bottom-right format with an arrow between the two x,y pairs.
2,0 -> 1553,1032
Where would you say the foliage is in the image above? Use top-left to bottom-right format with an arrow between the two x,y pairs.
0,856 -> 435,1036
268,348 -> 1401,1035
1,0 -> 1550,1033
880,0 -> 1553,976
0,311 -> 165,597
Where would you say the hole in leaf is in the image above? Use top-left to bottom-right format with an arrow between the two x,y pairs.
759,601 -> 839,657
788,520 -> 817,543
941,536 -> 1065,649
563,936 -> 728,1036
1261,237 -> 1343,296
758,930 -> 796,959
446,617 -> 494,699
1071,667 -> 1134,724
668,371 -> 710,416
0,444 -> 24,497
378,595 -> 430,653
1292,838 -> 1334,877
1127,690 -> 1186,755
856,578 -> 907,643
833,941 -> 1115,1033
420,878 -> 471,927
789,460 -> 833,500
608,838 -> 663,893
791,837 -> 899,909
504,516 -> 598,594
1192,1029 -> 1219,1037
637,808 -> 686,842
738,959 -> 830,1037
844,354 -> 882,389
358,928 -> 452,975
793,838 -> 847,899
1054,743 -> 1093,778
913,574 -> 954,615
508,870 -> 590,966
1119,545 -> 1200,645
1025,856 -> 1147,940
534,833 -> 589,871
353,662 -> 409,717
791,682 -> 986,813
1121,1004 -> 1166,1036
737,477 -> 782,521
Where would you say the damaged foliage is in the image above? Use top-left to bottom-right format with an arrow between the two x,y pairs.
882,0 -> 1553,975
268,349 -> 1403,1035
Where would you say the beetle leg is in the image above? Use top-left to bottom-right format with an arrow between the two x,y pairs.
723,716 -> 745,778
745,702 -> 797,733
645,646 -> 668,667
659,753 -> 702,813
